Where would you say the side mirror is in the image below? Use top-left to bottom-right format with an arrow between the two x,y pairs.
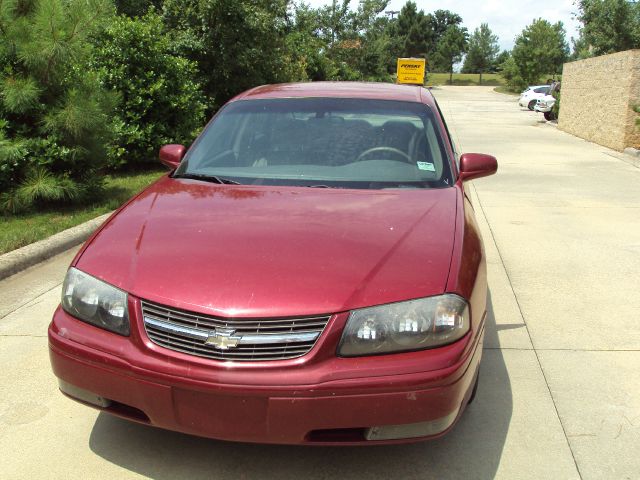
459,153 -> 498,182
159,144 -> 186,170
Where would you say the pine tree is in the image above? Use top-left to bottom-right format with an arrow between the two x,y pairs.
0,0 -> 115,213
463,24 -> 500,85
433,25 -> 468,84
388,2 -> 432,58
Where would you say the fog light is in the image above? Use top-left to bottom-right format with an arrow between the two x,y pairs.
365,409 -> 459,441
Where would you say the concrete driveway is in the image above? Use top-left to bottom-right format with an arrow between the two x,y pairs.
1,86 -> 638,479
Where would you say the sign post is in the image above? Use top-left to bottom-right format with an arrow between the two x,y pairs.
396,58 -> 426,86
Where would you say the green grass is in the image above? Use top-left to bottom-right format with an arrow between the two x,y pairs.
427,73 -> 506,87
0,169 -> 166,255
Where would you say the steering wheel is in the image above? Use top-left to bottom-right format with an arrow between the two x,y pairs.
355,146 -> 412,163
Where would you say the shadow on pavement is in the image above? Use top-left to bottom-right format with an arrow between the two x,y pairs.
89,294 -> 511,480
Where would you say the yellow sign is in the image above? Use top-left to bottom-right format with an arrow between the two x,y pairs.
397,58 -> 426,85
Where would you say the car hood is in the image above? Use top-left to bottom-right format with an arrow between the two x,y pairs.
76,177 -> 458,318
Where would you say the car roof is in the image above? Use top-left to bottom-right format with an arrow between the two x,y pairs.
230,82 -> 433,106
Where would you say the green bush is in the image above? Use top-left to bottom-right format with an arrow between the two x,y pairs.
499,56 -> 527,92
0,0 -> 116,213
162,0 -> 304,109
512,19 -> 568,87
552,90 -> 561,119
92,13 -> 207,168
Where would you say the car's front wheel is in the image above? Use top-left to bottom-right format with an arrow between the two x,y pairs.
544,111 -> 556,121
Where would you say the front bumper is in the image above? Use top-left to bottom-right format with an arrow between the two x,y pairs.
49,302 -> 484,445
535,105 -> 553,113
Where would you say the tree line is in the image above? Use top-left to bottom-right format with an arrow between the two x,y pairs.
0,0 -> 638,214
501,0 -> 640,92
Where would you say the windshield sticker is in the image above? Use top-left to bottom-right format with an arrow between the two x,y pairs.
417,162 -> 436,172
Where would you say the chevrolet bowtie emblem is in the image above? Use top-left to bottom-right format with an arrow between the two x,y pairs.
205,329 -> 241,350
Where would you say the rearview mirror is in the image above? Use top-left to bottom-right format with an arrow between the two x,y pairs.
159,144 -> 186,170
459,153 -> 498,182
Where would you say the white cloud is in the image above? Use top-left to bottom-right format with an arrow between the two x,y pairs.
301,0 -> 580,51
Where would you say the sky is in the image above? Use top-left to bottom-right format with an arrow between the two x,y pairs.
304,0 -> 581,51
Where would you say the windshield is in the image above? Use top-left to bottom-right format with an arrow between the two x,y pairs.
176,98 -> 453,189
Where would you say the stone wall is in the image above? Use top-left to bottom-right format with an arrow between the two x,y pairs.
559,50 -> 640,152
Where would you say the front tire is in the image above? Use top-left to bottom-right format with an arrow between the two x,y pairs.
544,111 -> 556,121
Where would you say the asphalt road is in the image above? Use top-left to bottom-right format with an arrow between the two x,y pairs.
1,86 -> 638,479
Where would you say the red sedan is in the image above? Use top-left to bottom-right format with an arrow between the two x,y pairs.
49,82 -> 497,445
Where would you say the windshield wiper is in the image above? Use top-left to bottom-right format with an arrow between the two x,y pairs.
173,173 -> 241,185
307,184 -> 338,188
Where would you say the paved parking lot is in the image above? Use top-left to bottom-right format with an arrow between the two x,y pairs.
1,86 -> 638,479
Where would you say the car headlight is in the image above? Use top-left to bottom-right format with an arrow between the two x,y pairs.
338,294 -> 469,357
61,267 -> 130,336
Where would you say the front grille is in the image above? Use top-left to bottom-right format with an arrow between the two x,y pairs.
141,300 -> 331,362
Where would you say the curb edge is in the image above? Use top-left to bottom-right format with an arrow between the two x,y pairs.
0,212 -> 112,281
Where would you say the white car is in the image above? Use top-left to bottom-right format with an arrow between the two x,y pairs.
518,85 -> 551,110
535,95 -> 556,120
534,82 -> 560,121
